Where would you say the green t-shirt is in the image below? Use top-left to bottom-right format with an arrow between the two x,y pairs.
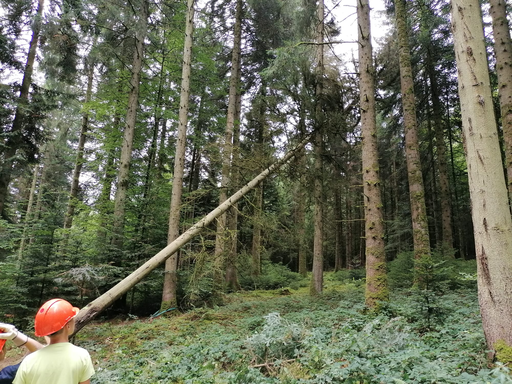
13,342 -> 94,384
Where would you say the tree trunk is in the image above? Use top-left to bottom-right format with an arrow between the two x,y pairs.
310,0 -> 325,296
226,90 -> 242,291
96,119 -> 118,246
0,0 -> 44,218
251,183 -> 263,277
73,134 -> 312,334
18,165 -> 40,264
489,0 -> 512,204
297,113 -> 308,277
160,0 -> 195,311
111,0 -> 148,249
63,59 -> 95,230
214,0 -> 243,292
358,0 -> 388,308
334,186 -> 344,271
346,185 -> 353,268
395,0 -> 431,273
251,85 -> 268,278
418,1 -> 454,253
138,54 -> 167,243
451,0 -> 512,357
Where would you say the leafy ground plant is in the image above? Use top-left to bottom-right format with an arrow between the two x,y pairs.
75,280 -> 511,383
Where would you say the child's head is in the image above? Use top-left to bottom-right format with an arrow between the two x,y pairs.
34,299 -> 79,337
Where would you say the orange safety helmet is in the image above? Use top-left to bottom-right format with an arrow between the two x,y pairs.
34,298 -> 79,337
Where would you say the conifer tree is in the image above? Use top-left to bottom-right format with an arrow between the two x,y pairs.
214,0 -> 243,294
489,0 -> 512,203
310,0 -> 325,295
161,0 -> 195,311
0,0 -> 45,219
358,0 -> 388,308
111,0 -> 149,249
394,0 -> 431,277
450,0 -> 512,357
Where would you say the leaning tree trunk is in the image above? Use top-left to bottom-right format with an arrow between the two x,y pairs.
489,0 -> 512,204
0,0 -> 44,218
111,0 -> 148,249
73,134 -> 312,334
160,0 -> 195,311
451,0 -> 512,358
310,0 -> 325,296
395,0 -> 431,277
358,0 -> 388,308
214,0 -> 243,292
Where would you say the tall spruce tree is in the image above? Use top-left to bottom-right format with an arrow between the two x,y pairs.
310,0 -> 325,295
450,0 -> 512,357
394,0 -> 431,278
358,0 -> 388,308
0,0 -> 45,219
161,0 -> 195,311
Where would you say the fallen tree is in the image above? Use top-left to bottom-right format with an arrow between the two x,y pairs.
74,135 -> 312,333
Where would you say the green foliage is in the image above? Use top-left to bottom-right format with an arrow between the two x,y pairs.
330,268 -> 366,286
78,284 -> 512,384
388,251 -> 478,290
387,251 -> 415,288
238,259 -> 306,291
387,252 -> 478,331
495,340 -> 512,366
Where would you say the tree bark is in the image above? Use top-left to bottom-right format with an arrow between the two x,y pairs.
214,0 -> 243,292
297,113 -> 308,277
138,54 -> 167,243
251,183 -> 263,277
450,0 -> 512,356
345,185 -> 354,268
111,0 -> 148,249
418,0 -> 454,253
0,0 -> 44,218
311,0 -> 325,296
251,85 -> 268,278
395,0 -> 431,273
17,165 -> 39,264
334,186 -> 344,271
226,90 -> 242,291
63,58 -> 95,230
358,0 -> 388,308
73,134 -> 312,334
96,118 -> 118,245
161,0 -> 195,311
489,0 -> 512,204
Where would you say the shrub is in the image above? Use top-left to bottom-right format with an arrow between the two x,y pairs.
330,268 -> 366,285
239,261 -> 304,291
387,251 -> 415,288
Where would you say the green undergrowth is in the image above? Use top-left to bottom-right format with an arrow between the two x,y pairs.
76,283 -> 512,383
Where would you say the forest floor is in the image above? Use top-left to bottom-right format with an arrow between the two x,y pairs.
3,274 -> 512,383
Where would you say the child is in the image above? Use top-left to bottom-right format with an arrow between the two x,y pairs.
13,299 -> 94,384
0,323 -> 44,384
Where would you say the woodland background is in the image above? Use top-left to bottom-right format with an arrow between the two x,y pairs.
0,0 -> 510,364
